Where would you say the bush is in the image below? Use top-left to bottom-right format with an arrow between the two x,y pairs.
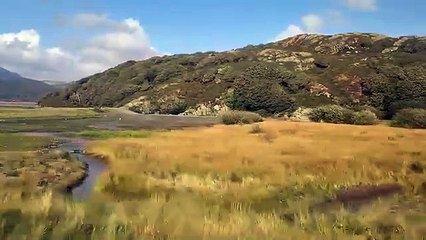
308,105 -> 355,124
391,108 -> 426,129
309,105 -> 378,125
227,63 -> 302,115
353,110 -> 379,125
167,100 -> 188,115
362,64 -> 426,118
220,111 -> 263,125
229,79 -> 297,115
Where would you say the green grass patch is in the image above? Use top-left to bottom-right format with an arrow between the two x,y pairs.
65,130 -> 151,139
0,134 -> 52,151
0,107 -> 100,120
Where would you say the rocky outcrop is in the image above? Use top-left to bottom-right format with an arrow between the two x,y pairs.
181,103 -> 230,116
258,49 -> 315,71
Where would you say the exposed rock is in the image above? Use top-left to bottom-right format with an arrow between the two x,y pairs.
258,49 -> 315,71
181,102 -> 230,116
309,82 -> 332,98
382,46 -> 398,54
288,107 -> 313,122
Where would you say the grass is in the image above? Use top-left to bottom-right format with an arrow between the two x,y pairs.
89,120 -> 426,186
1,119 -> 426,239
220,110 -> 263,125
0,133 -> 52,151
81,120 -> 426,239
65,130 -> 151,139
0,133 -> 86,199
0,107 -> 99,120
0,107 -> 103,133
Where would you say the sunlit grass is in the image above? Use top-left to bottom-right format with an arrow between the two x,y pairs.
89,120 -> 426,188
80,120 -> 426,238
1,120 -> 426,239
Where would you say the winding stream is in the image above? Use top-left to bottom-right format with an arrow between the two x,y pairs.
21,132 -> 107,200
60,137 -> 107,200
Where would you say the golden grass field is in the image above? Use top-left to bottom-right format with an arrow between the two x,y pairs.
1,115 -> 426,239
90,120 -> 426,188
81,120 -> 426,239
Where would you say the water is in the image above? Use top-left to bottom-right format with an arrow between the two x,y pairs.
20,132 -> 107,200
60,138 -> 107,200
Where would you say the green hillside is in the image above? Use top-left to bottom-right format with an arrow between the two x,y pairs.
40,33 -> 426,118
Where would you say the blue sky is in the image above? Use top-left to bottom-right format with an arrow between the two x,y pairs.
0,0 -> 425,81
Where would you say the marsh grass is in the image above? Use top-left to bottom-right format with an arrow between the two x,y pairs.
65,130 -> 151,139
0,107 -> 99,120
1,120 -> 426,239
81,120 -> 426,239
0,133 -> 86,207
0,133 -> 52,151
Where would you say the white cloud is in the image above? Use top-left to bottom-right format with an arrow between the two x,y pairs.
302,14 -> 324,33
274,25 -> 305,41
343,0 -> 377,11
0,15 -> 159,81
274,14 -> 324,41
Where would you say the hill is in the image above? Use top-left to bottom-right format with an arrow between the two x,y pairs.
40,33 -> 426,118
0,67 -> 56,102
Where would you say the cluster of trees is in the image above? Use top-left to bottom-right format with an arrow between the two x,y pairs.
227,63 -> 306,115
362,64 -> 426,119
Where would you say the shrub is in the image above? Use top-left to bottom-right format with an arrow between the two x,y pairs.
92,106 -> 105,113
309,105 -> 378,125
353,110 -> 379,125
391,108 -> 426,129
362,64 -> 426,118
249,124 -> 264,134
167,100 -> 188,115
308,105 -> 355,124
388,100 -> 426,118
220,111 -> 263,125
229,79 -> 297,115
228,63 -> 302,115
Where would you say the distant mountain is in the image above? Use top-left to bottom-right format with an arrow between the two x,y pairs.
0,67 -> 22,81
40,33 -> 426,118
0,67 -> 55,102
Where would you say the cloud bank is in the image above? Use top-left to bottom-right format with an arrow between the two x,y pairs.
274,14 -> 324,41
0,14 -> 159,81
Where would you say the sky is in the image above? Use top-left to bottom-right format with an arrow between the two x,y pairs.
0,0 -> 425,82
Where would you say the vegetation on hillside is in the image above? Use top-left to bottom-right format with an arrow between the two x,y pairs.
40,33 -> 426,118
308,105 -> 378,125
392,108 -> 426,129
